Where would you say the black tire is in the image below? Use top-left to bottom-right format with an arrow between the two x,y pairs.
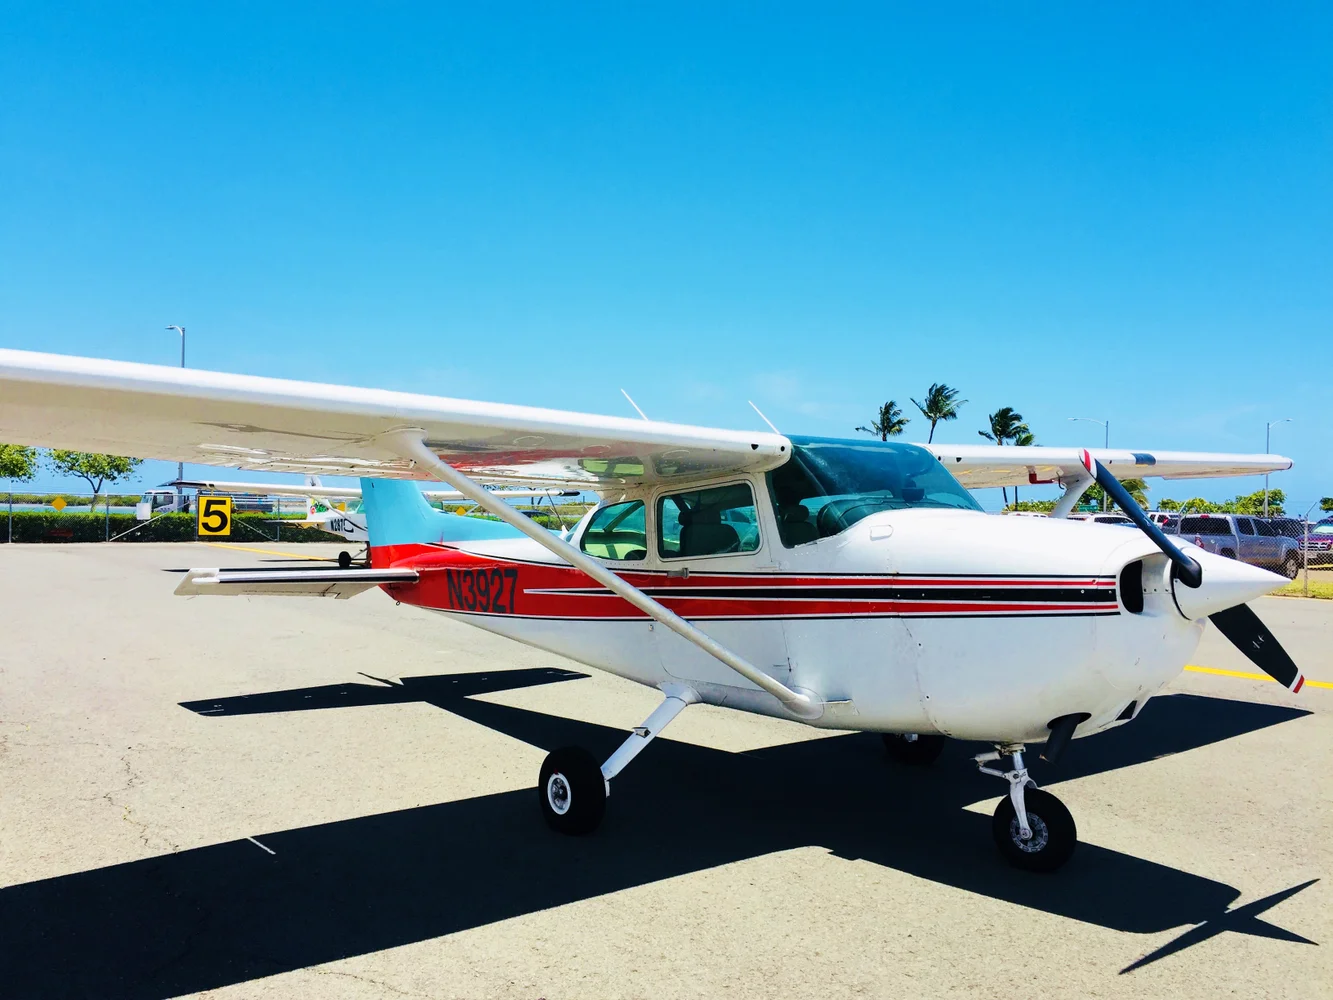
1281,552 -> 1299,580
538,746 -> 606,835
882,732 -> 947,766
1220,548 -> 1237,560
338,550 -> 352,569
992,787 -> 1077,872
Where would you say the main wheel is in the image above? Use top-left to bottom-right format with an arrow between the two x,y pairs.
882,732 -> 946,766
338,550 -> 353,569
538,746 -> 606,835
992,787 -> 1076,872
1281,552 -> 1299,579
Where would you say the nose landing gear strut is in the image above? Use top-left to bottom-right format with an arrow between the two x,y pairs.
976,745 -> 1077,872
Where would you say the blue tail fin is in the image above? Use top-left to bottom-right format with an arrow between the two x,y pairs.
359,478 -> 524,547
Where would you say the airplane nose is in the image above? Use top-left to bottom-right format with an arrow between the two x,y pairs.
1172,548 -> 1288,620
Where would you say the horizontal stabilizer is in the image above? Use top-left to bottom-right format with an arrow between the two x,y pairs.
174,567 -> 418,599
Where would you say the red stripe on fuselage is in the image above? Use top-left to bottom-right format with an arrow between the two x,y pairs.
371,543 -> 1119,621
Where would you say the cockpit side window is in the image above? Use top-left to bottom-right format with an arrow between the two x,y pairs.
579,500 -> 647,561
658,482 -> 760,559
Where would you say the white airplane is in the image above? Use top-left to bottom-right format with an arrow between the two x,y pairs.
171,475 -> 581,565
0,349 -> 1302,871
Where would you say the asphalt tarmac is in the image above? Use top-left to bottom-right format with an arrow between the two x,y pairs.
0,542 -> 1327,1000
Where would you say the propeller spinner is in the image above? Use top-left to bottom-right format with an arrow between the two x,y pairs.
1079,450 -> 1304,694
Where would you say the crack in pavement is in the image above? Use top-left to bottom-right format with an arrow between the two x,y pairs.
307,965 -> 441,998
101,748 -> 182,854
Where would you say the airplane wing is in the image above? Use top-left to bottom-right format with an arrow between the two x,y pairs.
0,350 -> 787,487
174,567 -> 419,599
925,444 -> 1292,490
0,350 -> 1290,491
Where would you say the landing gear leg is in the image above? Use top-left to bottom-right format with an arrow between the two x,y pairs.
976,745 -> 1076,872
539,684 -> 698,835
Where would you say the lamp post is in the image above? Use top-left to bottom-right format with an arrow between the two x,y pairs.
1068,417 -> 1109,511
1264,418 -> 1291,517
166,326 -> 186,505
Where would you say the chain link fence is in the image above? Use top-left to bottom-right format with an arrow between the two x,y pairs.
1,492 -> 338,544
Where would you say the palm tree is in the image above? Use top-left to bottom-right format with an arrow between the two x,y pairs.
911,383 -> 967,443
978,406 -> 1025,447
855,401 -> 910,441
1086,478 -> 1149,511
979,407 -> 1026,506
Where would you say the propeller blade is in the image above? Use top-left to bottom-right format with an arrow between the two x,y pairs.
1079,450 -> 1202,588
1208,603 -> 1304,692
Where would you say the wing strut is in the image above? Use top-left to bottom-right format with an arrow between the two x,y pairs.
1050,467 -> 1094,519
387,430 -> 823,720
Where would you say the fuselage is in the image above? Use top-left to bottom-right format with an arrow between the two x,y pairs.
372,493 -> 1210,746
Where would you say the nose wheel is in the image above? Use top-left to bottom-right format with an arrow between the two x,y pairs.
976,746 -> 1077,872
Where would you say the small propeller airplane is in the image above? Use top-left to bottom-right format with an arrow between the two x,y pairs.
170,475 -> 582,566
0,349 -> 1303,871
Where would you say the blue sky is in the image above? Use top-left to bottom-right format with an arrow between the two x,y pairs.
1,5 -> 1329,510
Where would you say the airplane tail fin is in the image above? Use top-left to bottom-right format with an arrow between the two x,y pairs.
302,475 -> 326,517
359,478 -> 523,549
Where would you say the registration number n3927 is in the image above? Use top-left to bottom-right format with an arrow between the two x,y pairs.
444,567 -> 520,614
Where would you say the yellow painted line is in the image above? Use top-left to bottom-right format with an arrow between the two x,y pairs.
1185,664 -> 1333,690
203,542 -> 329,562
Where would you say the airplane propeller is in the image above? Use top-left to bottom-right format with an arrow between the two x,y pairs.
1080,450 -> 1304,694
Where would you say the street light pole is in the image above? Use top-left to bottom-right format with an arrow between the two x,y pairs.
1068,417 -> 1110,511
166,326 -> 186,507
1264,418 -> 1291,517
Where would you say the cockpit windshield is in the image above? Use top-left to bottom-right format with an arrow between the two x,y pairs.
766,436 -> 981,546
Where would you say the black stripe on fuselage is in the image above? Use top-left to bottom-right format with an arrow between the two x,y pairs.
526,586 -> 1119,604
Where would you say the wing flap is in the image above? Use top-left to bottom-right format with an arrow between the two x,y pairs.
174,567 -> 419,599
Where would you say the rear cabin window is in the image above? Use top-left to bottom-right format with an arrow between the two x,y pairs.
1180,517 -> 1233,536
1237,517 -> 1255,535
658,483 -> 760,558
580,500 -> 647,561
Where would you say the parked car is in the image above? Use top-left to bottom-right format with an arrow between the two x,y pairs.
1173,513 -> 1301,578
1148,511 -> 1181,531
1299,523 -> 1333,566
1066,512 -> 1136,526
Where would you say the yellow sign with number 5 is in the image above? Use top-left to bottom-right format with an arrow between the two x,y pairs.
197,496 -> 233,536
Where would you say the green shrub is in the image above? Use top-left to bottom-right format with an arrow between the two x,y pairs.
0,511 -> 343,543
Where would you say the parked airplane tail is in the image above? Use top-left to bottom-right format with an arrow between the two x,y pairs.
358,478 -> 523,548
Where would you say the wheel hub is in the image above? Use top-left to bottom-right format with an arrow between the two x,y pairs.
546,772 -> 572,815
1010,812 -> 1049,852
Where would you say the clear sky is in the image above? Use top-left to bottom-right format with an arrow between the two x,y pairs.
1,5 -> 1329,510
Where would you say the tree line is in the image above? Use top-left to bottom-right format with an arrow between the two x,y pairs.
0,446 -> 142,510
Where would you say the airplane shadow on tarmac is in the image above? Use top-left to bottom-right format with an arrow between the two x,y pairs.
0,669 -> 1315,999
